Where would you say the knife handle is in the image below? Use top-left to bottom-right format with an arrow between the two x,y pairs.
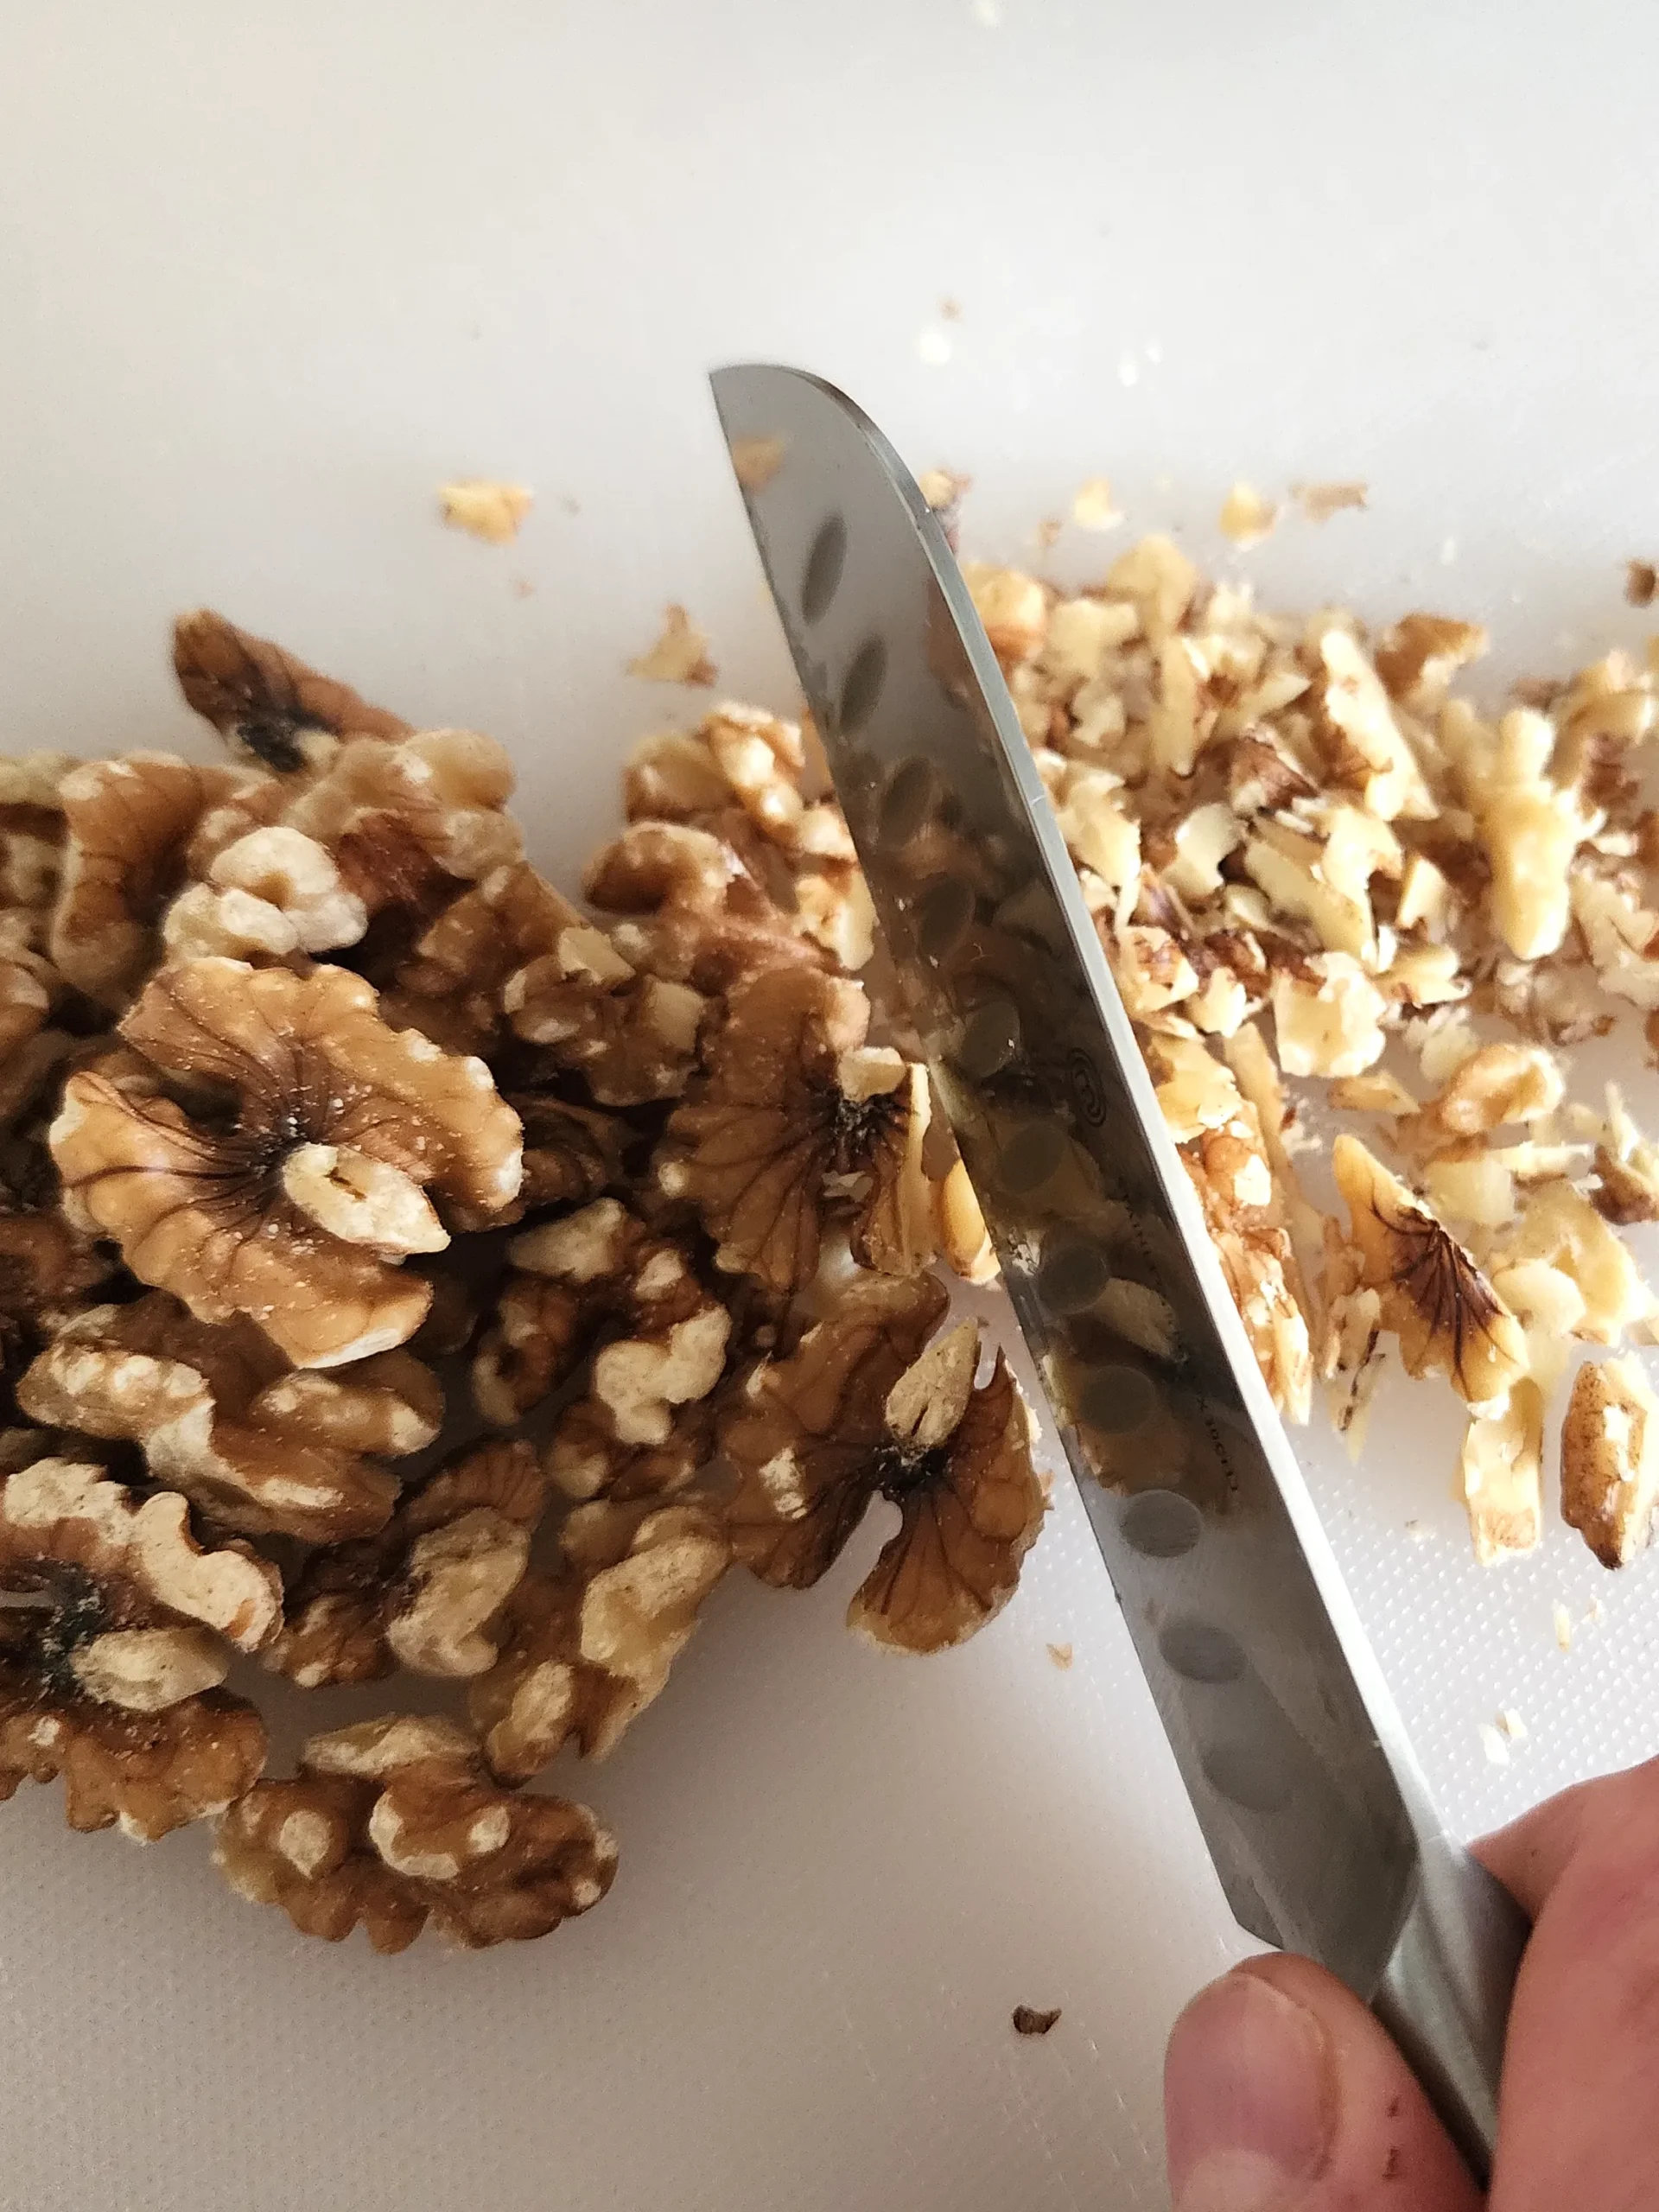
1371,1835 -> 1529,2187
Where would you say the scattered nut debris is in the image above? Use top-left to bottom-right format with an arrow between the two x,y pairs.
1046,1642 -> 1073,1669
628,605 -> 717,686
1219,483 -> 1278,548
1626,560 -> 1656,609
440,480 -> 533,545
1497,1707 -> 1529,1742
1012,2005 -> 1062,2036
1294,480 -> 1369,522
1478,1720 -> 1511,1767
1554,1599 -> 1575,1652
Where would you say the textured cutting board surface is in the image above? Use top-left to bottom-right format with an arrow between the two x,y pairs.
3,4 -> 1658,2205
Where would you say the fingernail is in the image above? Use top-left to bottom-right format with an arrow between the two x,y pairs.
1165,1970 -> 1334,2211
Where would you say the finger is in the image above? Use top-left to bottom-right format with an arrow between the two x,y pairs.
1472,1756 -> 1659,2212
1164,1955 -> 1481,2212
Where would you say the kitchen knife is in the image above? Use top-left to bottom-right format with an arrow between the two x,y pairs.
710,362 -> 1528,2183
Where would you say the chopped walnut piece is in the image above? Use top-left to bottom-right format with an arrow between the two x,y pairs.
722,1277 -> 1046,1651
963,563 -> 1051,664
1271,954 -> 1388,1078
1452,706 -> 1586,960
51,960 -> 522,1368
664,968 -> 936,1296
439,480 -> 533,545
268,1440 -> 545,1688
1315,627 -> 1437,822
1374,614 -> 1488,709
216,1712 -> 615,1950
173,609 -> 409,772
19,1294 -> 440,1542
1587,1085 -> 1659,1224
1332,1135 -> 1526,1406
1560,1356 -> 1659,1568
629,605 -> 716,685
49,753 -> 261,1008
1627,560 -> 1658,609
471,1493 -> 729,1782
937,1157 -> 998,1285
1218,484 -> 1278,548
1493,1180 -> 1650,1346
1459,1382 -> 1544,1564
1072,478 -> 1122,531
1411,1042 -> 1564,1141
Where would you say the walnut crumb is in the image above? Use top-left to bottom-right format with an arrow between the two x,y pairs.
440,480 -> 532,545
1012,2005 -> 1061,2036
629,606 -> 716,686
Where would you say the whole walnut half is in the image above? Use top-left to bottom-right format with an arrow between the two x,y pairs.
721,1274 -> 1047,1651
214,1713 -> 617,1952
18,1294 -> 442,1543
266,1439 -> 548,1688
0,1452 -> 276,1838
662,967 -> 937,1297
470,1491 -> 729,1783
174,608 -> 411,773
49,959 -> 524,1367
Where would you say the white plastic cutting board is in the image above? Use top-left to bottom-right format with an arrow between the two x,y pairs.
3,3 -> 1659,2205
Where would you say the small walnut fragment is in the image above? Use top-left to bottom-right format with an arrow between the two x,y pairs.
215,1713 -> 615,1951
1218,483 -> 1278,548
1294,480 -> 1368,522
174,610 -> 410,773
51,959 -> 523,1367
1626,560 -> 1657,609
1459,1382 -> 1544,1565
664,967 -> 936,1296
722,1281 -> 1045,1652
1560,1356 -> 1659,1568
471,1493 -> 729,1782
439,480 -> 533,545
1332,1135 -> 1526,1406
1012,2005 -> 1062,2036
629,605 -> 716,686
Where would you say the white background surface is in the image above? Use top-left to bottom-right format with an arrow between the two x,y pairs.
4,3 -> 1659,2206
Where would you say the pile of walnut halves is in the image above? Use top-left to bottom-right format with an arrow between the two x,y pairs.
963,536 -> 1659,1578
0,616 -> 1046,1952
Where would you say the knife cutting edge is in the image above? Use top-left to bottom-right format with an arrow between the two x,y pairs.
709,362 -> 1528,2184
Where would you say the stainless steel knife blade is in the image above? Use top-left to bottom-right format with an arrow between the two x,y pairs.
710,361 -> 1527,2181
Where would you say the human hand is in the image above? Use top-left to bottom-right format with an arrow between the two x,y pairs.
1161,1755 -> 1659,2209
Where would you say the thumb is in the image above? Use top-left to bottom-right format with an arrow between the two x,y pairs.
1164,1956 -> 1482,2212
